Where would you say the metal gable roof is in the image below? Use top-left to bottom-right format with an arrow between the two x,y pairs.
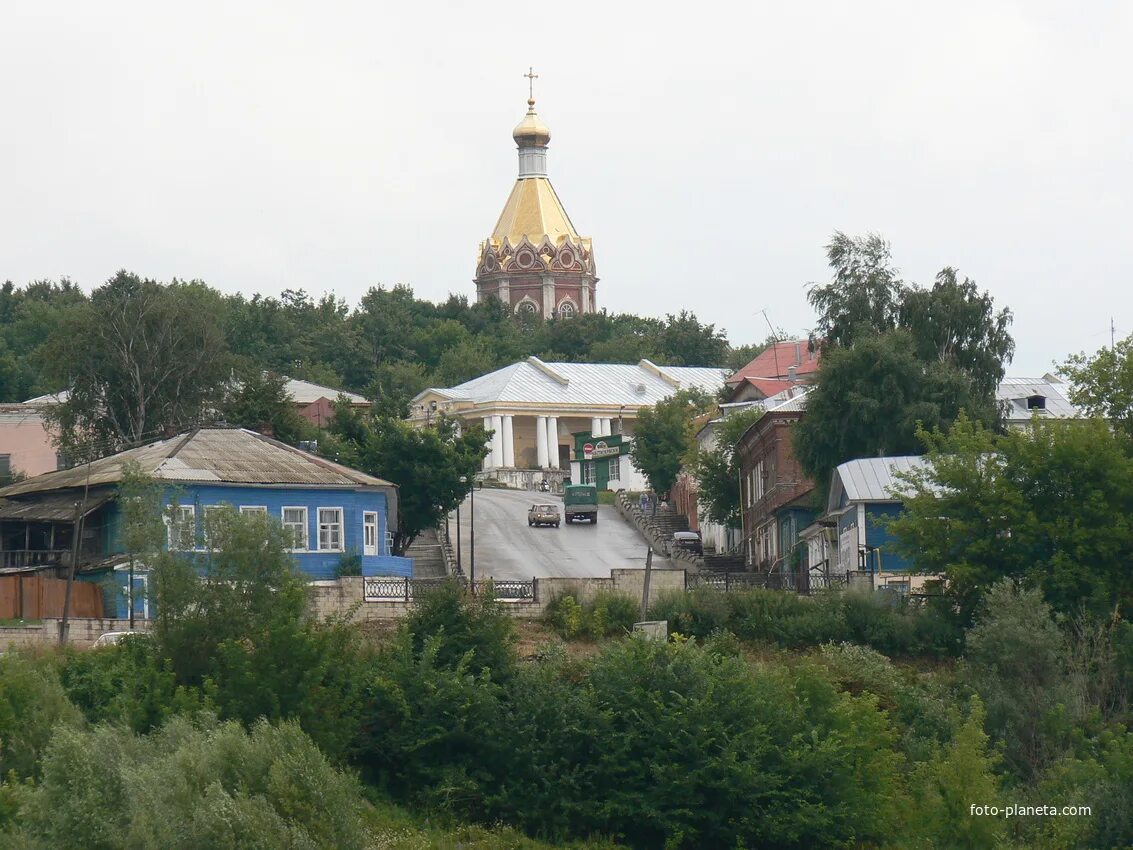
829,455 -> 929,512
421,358 -> 727,408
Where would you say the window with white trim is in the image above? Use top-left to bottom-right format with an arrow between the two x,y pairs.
201,505 -> 221,549
239,505 -> 267,517
282,507 -> 308,550
559,302 -> 575,319
581,461 -> 595,484
607,456 -> 620,481
168,505 -> 196,551
754,460 -> 765,501
318,508 -> 343,552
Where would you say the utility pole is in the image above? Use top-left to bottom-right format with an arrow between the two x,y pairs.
640,547 -> 653,622
59,443 -> 94,645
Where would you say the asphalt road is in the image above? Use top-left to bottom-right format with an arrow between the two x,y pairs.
447,487 -> 668,581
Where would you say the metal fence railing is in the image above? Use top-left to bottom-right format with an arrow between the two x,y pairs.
362,576 -> 535,603
685,571 -> 849,595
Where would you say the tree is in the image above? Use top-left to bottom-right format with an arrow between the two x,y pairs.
325,407 -> 489,553
217,367 -> 310,445
656,310 -> 729,366
808,231 -> 903,350
887,417 -> 1133,620
796,234 -> 1013,493
39,271 -> 230,456
900,267 -> 1014,399
630,388 -> 712,495
793,331 -> 999,493
689,405 -> 765,527
1061,332 -> 1133,438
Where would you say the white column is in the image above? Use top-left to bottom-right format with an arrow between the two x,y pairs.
535,415 -> 549,468
600,418 -> 612,437
542,275 -> 555,317
490,414 -> 503,469
546,417 -> 559,468
591,417 -> 601,437
502,415 -> 515,468
482,415 -> 492,470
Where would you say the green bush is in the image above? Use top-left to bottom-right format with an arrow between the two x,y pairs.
648,587 -> 963,658
405,579 -> 516,682
58,637 -> 205,734
546,591 -> 638,640
10,714 -> 370,850
0,653 -> 82,781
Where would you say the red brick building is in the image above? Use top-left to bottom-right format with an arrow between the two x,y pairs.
735,389 -> 816,570
474,94 -> 597,319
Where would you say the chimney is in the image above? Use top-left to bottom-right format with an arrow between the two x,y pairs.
794,341 -> 802,365
258,422 -> 275,437
787,365 -> 797,382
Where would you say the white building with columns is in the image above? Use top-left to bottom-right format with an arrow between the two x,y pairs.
408,357 -> 727,489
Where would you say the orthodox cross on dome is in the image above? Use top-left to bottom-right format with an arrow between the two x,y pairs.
524,66 -> 539,103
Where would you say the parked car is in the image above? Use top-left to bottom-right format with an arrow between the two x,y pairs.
671,531 -> 703,555
528,504 -> 561,528
92,630 -> 144,648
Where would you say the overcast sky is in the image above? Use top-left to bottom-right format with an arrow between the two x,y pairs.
3,1 -> 1130,374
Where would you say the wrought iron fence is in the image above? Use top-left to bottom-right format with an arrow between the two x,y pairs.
362,576 -> 535,603
686,571 -> 848,595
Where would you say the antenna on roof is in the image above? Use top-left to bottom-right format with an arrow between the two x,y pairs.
761,310 -> 781,379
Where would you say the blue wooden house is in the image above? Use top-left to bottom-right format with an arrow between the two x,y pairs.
0,428 -> 412,617
825,455 -> 928,579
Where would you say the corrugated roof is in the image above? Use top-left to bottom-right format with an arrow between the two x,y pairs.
727,339 -> 820,384
283,377 -> 368,405
0,489 -> 113,521
417,357 -> 727,409
25,379 -> 367,408
0,428 -> 393,497
829,455 -> 929,510
996,376 -> 1078,422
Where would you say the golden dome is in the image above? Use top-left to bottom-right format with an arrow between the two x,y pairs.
512,99 -> 551,148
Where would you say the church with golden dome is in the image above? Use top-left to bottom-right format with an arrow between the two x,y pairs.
474,72 -> 597,319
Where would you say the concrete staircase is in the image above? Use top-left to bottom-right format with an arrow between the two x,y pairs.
405,528 -> 447,579
702,552 -> 747,573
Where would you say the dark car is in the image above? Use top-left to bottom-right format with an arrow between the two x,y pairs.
671,531 -> 703,555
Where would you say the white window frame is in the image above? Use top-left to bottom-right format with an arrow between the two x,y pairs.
239,505 -> 268,517
607,455 -> 620,481
201,505 -> 222,550
581,461 -> 595,485
168,505 -> 196,551
363,511 -> 378,557
282,506 -> 309,551
317,507 -> 344,552
754,460 -> 765,501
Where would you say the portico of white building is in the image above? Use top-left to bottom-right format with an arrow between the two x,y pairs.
408,357 -> 726,490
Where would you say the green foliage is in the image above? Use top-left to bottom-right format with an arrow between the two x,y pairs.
10,715 -> 370,850
39,271 -> 231,455
887,416 -> 1133,619
325,408 -> 488,554
793,329 -> 1001,494
962,580 -> 1072,781
335,549 -> 363,577
0,653 -> 82,781
629,388 -> 712,495
689,404 -> 765,527
58,637 -> 205,734
649,587 -> 963,658
545,591 -> 637,640
150,508 -> 370,761
217,366 -> 311,445
1060,332 -> 1133,438
798,232 -> 1012,494
403,579 -> 517,682
904,698 -> 1008,849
